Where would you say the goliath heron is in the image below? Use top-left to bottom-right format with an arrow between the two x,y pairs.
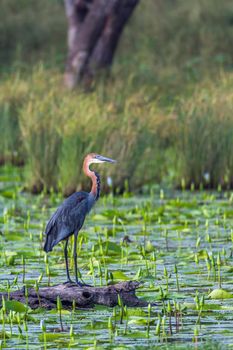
44,153 -> 116,286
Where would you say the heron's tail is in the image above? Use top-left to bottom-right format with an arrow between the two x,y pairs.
44,234 -> 53,252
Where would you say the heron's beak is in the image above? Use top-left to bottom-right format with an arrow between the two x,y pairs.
96,155 -> 117,163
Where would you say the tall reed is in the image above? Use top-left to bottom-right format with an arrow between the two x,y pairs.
176,73 -> 233,188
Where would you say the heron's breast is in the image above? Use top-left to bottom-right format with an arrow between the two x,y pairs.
87,194 -> 95,212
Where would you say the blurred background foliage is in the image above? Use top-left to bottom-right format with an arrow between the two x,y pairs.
0,0 -> 233,193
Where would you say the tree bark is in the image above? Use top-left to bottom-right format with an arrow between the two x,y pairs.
64,0 -> 139,88
89,0 -> 139,72
0,281 -> 149,310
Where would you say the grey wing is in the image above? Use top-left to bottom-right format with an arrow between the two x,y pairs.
44,192 -> 88,252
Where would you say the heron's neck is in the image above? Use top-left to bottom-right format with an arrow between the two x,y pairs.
83,161 -> 101,200
92,171 -> 100,200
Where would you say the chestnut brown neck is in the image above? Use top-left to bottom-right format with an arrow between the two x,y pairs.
83,157 -> 101,200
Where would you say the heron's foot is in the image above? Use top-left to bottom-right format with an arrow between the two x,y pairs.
64,279 -> 75,285
75,280 -> 92,287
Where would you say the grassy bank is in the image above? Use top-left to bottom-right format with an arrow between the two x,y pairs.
0,67 -> 174,193
0,68 -> 232,193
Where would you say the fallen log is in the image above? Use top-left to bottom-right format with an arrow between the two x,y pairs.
0,281 -> 148,309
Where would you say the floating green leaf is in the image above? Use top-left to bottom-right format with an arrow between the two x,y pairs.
38,332 -> 68,342
208,289 -> 233,299
111,270 -> 129,281
5,300 -> 28,313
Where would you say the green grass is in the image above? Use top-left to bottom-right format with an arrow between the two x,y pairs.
175,73 -> 233,189
0,67 -> 173,193
0,67 -> 233,192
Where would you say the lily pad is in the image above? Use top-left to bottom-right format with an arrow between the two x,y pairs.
208,289 -> 233,299
111,270 -> 129,281
5,300 -> 28,313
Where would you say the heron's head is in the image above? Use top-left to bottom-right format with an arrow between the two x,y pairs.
85,153 -> 116,166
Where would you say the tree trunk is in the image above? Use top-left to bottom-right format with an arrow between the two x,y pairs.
64,0 -> 139,88
0,281 -> 149,309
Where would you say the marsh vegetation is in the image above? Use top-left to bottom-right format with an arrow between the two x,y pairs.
0,167 -> 233,349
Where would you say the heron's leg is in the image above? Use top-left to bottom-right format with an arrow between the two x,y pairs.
73,232 -> 80,285
73,232 -> 92,287
64,238 -> 73,283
